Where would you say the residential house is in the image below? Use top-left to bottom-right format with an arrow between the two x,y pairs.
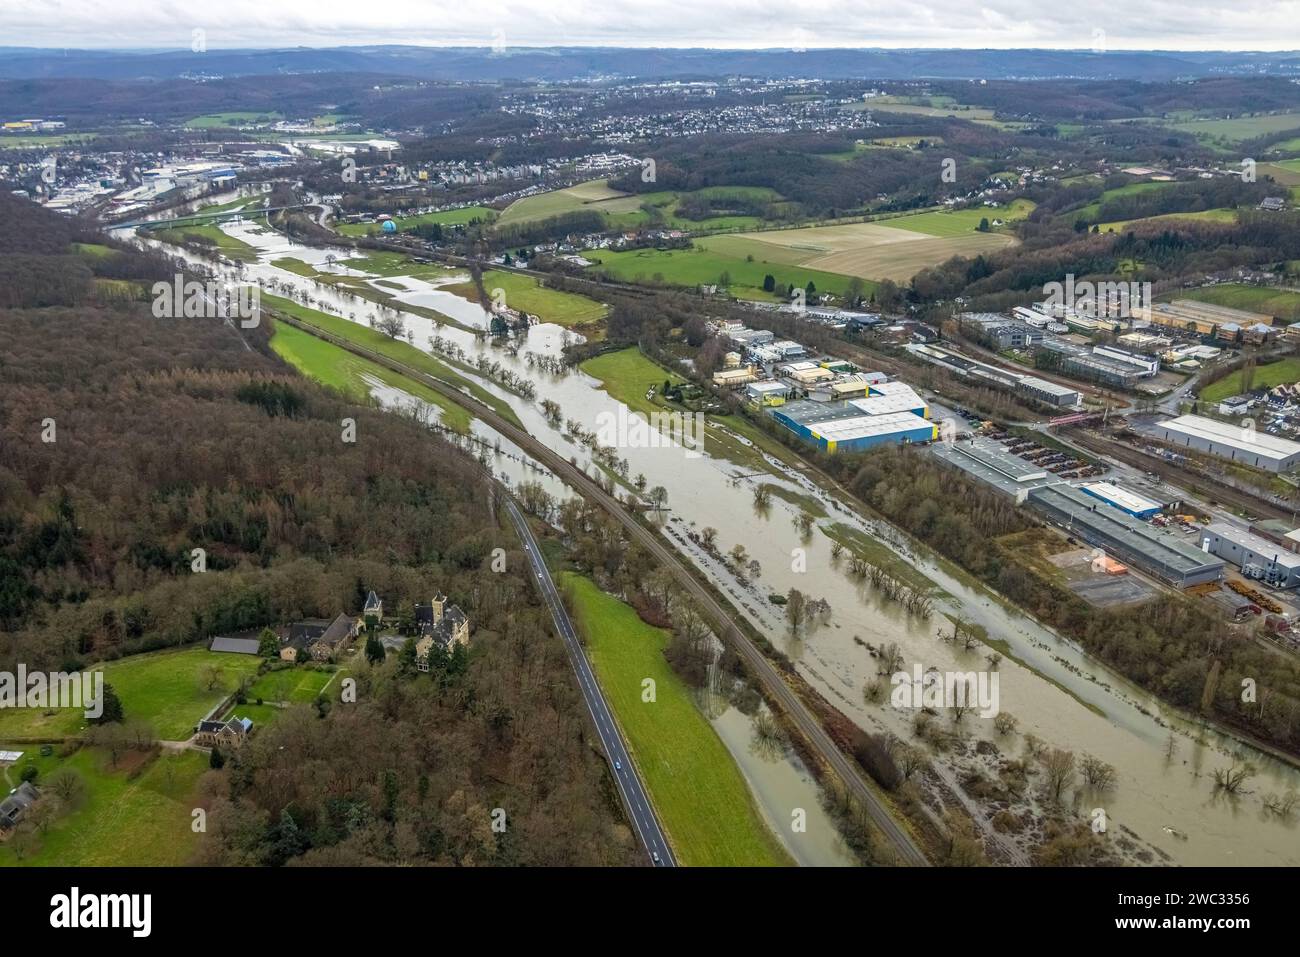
0,782 -> 39,830
282,612 -> 358,662
194,716 -> 253,749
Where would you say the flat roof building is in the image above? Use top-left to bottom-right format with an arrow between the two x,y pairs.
772,400 -> 936,454
1080,482 -> 1163,519
1028,484 -> 1224,587
1153,414 -> 1300,473
1202,523 -> 1300,589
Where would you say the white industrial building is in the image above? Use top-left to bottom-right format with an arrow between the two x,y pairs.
1154,414 -> 1300,473
1202,523 -> 1300,588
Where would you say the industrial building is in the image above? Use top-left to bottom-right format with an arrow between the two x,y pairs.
1027,484 -> 1224,587
1153,414 -> 1300,473
1202,523 -> 1300,588
1092,343 -> 1160,375
772,400 -> 937,454
904,343 -> 1081,408
1079,482 -> 1163,519
1039,339 -> 1146,388
1149,300 -> 1273,337
847,385 -> 928,418
745,380 -> 789,406
929,437 -> 1058,497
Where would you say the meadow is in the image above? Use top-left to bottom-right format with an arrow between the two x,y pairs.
443,269 -> 608,326
1199,356 -> 1300,404
336,206 -> 496,237
0,645 -> 262,741
558,573 -> 790,867
1169,284 -> 1300,323
0,746 -> 210,867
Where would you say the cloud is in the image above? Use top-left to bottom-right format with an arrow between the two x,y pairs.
3,0 -> 1299,50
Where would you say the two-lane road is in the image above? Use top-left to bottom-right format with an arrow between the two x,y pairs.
504,497 -> 677,868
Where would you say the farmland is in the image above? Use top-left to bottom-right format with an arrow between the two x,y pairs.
1098,207 -> 1239,232
1157,111 -> 1300,144
557,573 -> 790,867
498,180 -> 785,233
183,111 -> 284,128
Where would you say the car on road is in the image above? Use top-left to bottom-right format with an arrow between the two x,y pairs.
652,851 -> 661,865
615,759 -> 621,770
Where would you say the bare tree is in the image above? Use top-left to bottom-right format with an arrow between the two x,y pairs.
1041,748 -> 1077,802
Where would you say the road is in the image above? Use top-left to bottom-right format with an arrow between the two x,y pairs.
503,497 -> 676,867
269,308 -> 930,865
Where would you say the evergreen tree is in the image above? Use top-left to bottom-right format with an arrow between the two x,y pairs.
91,682 -> 123,724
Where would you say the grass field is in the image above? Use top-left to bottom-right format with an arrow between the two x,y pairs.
336,206 -> 496,237
1199,356 -> 1300,403
498,180 -> 783,233
1098,207 -> 1239,232
851,95 -> 999,125
246,666 -> 337,704
71,242 -> 117,258
1171,283 -> 1300,323
587,241 -> 871,300
1070,181 -> 1176,223
0,646 -> 262,741
153,222 -> 259,261
1,747 -> 210,866
558,573 -> 789,867
1159,112 -> 1300,144
443,269 -> 607,327
262,294 -> 516,427
0,132 -> 97,149
184,111 -> 283,128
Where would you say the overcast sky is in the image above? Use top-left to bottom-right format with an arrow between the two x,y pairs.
4,0 -> 1299,51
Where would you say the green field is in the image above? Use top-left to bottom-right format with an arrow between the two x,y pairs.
880,199 -> 1035,237
1171,283 -> 1300,323
1099,207 -> 1239,232
586,243 -> 868,301
1,746 -> 210,866
498,180 -> 783,233
1159,112 -> 1300,144
1070,181 -> 1176,223
558,573 -> 789,867
70,242 -> 117,259
184,111 -> 284,129
262,294 -> 517,427
246,666 -> 338,704
153,222 -> 259,261
0,646 -> 262,741
336,206 -> 496,237
0,132 -> 97,149
444,269 -> 607,327
1200,356 -> 1300,403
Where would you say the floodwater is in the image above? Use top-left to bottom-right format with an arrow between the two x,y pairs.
129,213 -> 1300,866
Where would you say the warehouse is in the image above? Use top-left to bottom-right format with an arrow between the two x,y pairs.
848,386 -> 928,418
772,401 -> 936,454
929,437 -> 1056,497
1202,523 -> 1300,588
1153,414 -> 1300,473
1018,375 -> 1081,407
1080,482 -> 1162,519
1027,484 -> 1224,587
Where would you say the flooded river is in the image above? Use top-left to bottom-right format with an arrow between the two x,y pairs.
123,208 -> 1300,866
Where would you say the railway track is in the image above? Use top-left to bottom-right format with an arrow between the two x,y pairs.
268,307 -> 930,866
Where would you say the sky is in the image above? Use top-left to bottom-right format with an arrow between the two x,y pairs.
3,0 -> 1299,51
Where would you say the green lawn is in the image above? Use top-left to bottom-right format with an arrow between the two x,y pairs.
0,646 -> 262,741
336,206 -> 496,237
444,269 -> 607,327
70,242 -> 117,258
262,294 -> 518,427
558,573 -> 790,867
1200,356 -> 1300,403
879,199 -> 1035,237
246,666 -> 338,704
270,257 -> 319,277
581,347 -> 684,419
1169,284 -> 1300,323
269,318 -> 473,433
1,746 -> 210,866
1098,207 -> 1238,232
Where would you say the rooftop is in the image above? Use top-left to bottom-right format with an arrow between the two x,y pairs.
1158,414 -> 1300,461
